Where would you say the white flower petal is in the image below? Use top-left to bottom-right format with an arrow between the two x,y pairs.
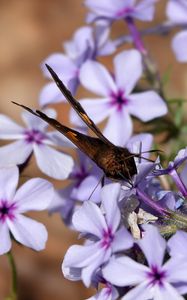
79,60 -> 117,96
72,201 -> 107,238
0,222 -> 11,255
114,50 -> 143,95
121,282 -> 153,300
172,30 -> 187,62
103,108 -> 133,146
0,114 -> 24,139
0,140 -> 33,167
101,183 -> 121,231
22,108 -> 56,130
33,144 -> 74,180
14,178 -> 54,212
167,0 -> 187,23
128,91 -> 168,121
39,82 -> 66,107
8,214 -> 48,251
0,166 -> 19,201
112,227 -> 133,252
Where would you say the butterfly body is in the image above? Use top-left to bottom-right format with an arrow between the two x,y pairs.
13,64 -> 137,181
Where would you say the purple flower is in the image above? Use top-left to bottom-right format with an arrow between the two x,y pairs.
71,50 -> 167,146
62,183 -> 133,287
87,282 -> 119,300
103,225 -> 187,299
49,151 -> 103,225
167,0 -> 187,62
85,0 -> 157,24
39,25 -> 116,107
0,166 -> 54,254
0,110 -> 74,179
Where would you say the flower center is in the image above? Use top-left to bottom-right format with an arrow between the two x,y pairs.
116,7 -> 134,18
24,129 -> 45,144
0,200 -> 16,222
146,265 -> 167,287
110,90 -> 129,111
101,228 -> 114,249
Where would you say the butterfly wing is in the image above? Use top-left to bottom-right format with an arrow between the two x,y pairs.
46,64 -> 113,146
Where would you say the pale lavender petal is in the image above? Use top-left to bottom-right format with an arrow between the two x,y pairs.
167,230 -> 187,258
72,201 -> 107,238
85,0 -> 119,18
112,227 -> 133,252
79,60 -> 117,96
71,175 -> 101,203
62,266 -> 82,282
137,225 -> 166,267
39,82 -> 66,107
87,285 -> 119,300
14,178 -> 54,212
103,256 -> 148,286
101,183 -> 121,232
0,114 -> 24,139
0,222 -> 11,255
154,282 -> 185,300
0,140 -> 33,167
121,282 -> 153,300
172,30 -> 187,62
0,166 -> 19,201
22,108 -> 56,130
128,91 -> 168,121
114,50 -> 142,95
103,108 -> 133,146
70,98 -> 112,126
33,144 -> 74,179
164,257 -> 187,284
133,0 -> 156,21
126,133 -> 153,157
47,131 -> 75,148
167,0 -> 187,23
7,214 -> 48,251
41,53 -> 77,79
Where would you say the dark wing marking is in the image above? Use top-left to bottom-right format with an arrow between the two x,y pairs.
45,64 -> 113,145
12,102 -> 105,160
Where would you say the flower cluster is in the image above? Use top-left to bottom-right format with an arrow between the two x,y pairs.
1,0 -> 187,299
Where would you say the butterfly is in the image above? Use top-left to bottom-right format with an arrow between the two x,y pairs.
13,64 -> 139,181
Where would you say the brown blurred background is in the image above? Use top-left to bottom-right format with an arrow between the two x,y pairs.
0,0 -> 187,299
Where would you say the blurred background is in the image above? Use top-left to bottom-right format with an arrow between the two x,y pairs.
0,0 -> 187,299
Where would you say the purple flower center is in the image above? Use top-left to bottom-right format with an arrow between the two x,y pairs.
0,200 -> 16,222
101,227 -> 114,249
116,7 -> 134,18
24,129 -> 45,144
70,165 -> 89,187
146,265 -> 167,287
110,90 -> 129,111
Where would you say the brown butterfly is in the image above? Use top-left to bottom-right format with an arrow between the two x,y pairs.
13,64 -> 138,181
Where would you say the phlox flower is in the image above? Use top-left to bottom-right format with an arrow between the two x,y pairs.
71,49 -> 167,146
0,166 -> 54,254
39,25 -> 116,107
103,225 -> 187,300
85,0 -> 158,24
0,109 -> 74,179
167,0 -> 187,62
62,183 -> 133,287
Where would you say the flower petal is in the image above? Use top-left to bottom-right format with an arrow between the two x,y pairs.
167,230 -> 187,258
172,30 -> 187,62
112,227 -> 133,252
14,178 -> 54,212
0,166 -> 19,201
0,140 -> 33,167
39,82 -> 66,107
121,282 -> 153,300
167,0 -> 187,23
101,183 -> 121,232
70,98 -> 112,126
0,222 -> 11,255
103,256 -> 148,286
79,60 -> 116,96
126,133 -> 153,158
103,108 -> 133,146
114,50 -> 143,95
8,214 -> 48,251
0,114 -> 24,139
133,0 -> 156,22
164,257 -> 187,284
33,144 -> 74,180
128,91 -> 168,121
137,224 -> 166,267
22,108 -> 56,130
72,201 -> 107,237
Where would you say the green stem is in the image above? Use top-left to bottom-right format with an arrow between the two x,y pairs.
6,252 -> 17,300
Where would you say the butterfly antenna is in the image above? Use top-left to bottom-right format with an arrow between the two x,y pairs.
88,174 -> 105,201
